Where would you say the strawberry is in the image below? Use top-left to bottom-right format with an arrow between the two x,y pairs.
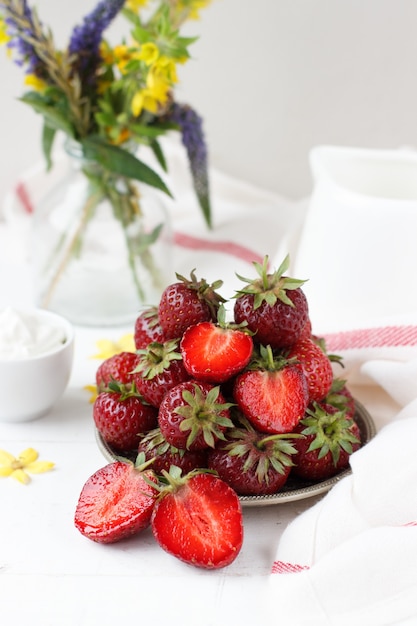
134,306 -> 165,350
322,378 -> 356,419
286,337 -> 333,403
207,414 -> 297,495
95,351 -> 139,393
292,402 -> 361,481
158,380 -> 234,451
180,306 -> 253,383
151,467 -> 244,569
74,455 -> 158,544
137,428 -> 207,475
158,270 -> 226,340
233,345 -> 309,434
133,339 -> 190,407
93,382 -> 158,452
233,255 -> 309,348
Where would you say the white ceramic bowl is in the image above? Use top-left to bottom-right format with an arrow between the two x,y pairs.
0,308 -> 74,422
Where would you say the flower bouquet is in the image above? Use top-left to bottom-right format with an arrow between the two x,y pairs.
0,0 -> 212,325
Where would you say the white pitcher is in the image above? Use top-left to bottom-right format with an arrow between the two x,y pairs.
293,145 -> 417,333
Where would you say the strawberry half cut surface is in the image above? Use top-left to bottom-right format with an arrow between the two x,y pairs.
180,307 -> 253,383
233,345 -> 309,434
151,468 -> 244,569
74,457 -> 158,544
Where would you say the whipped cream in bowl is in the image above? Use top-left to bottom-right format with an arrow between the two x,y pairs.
0,307 -> 74,422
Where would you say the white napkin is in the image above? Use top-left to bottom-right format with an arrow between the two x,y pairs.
269,146 -> 417,625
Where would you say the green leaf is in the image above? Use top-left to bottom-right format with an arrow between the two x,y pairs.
42,124 -> 56,171
81,136 -> 173,197
20,92 -> 75,138
150,139 -> 167,172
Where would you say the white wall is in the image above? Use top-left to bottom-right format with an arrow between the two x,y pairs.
2,0 -> 417,208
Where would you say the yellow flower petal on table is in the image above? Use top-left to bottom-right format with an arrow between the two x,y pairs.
84,384 -> 98,404
0,19 -> 11,45
89,333 -> 135,360
25,461 -> 55,474
0,448 -> 54,484
11,469 -> 31,485
17,447 -> 39,465
0,449 -> 15,465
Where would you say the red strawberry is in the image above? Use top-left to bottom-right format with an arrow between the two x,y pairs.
134,306 -> 165,350
93,382 -> 158,452
292,402 -> 361,481
74,456 -> 158,544
286,337 -> 333,403
158,270 -> 226,340
138,428 -> 207,475
158,380 -> 234,451
322,378 -> 356,419
207,414 -> 297,495
95,351 -> 139,393
233,345 -> 309,434
151,468 -> 244,569
180,307 -> 253,383
234,255 -> 309,348
133,339 -> 190,407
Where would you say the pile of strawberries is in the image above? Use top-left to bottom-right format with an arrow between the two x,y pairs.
74,255 -> 361,569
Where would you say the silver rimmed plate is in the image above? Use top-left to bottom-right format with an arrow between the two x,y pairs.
95,399 -> 376,508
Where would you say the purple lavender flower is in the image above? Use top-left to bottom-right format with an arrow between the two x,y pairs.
68,0 -> 125,87
1,0 -> 46,77
167,102 -> 212,227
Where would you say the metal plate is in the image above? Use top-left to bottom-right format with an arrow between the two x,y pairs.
95,399 -> 376,507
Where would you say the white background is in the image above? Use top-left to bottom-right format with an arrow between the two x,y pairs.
1,0 -> 417,206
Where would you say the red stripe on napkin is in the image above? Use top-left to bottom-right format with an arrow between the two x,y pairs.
174,231 -> 264,265
15,181 -> 35,214
324,326 -> 417,352
271,561 -> 310,574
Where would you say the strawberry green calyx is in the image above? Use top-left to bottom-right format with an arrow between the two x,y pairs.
215,303 -> 252,333
176,269 -> 226,318
234,254 -> 307,310
248,344 -> 297,372
176,384 -> 234,449
225,416 -> 299,484
151,464 -> 217,496
134,339 -> 183,379
105,379 -> 147,401
301,403 -> 360,466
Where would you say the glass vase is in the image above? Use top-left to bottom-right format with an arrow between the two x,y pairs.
31,142 -> 173,327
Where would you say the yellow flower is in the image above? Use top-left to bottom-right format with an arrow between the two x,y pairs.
131,88 -> 160,116
137,42 -> 159,66
24,73 -> 47,91
0,448 -> 54,485
89,334 -> 135,359
0,18 -> 11,45
126,0 -> 149,10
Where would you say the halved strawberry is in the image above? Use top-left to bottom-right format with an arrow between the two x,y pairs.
74,456 -> 158,544
180,307 -> 253,383
151,467 -> 244,569
233,345 -> 309,434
